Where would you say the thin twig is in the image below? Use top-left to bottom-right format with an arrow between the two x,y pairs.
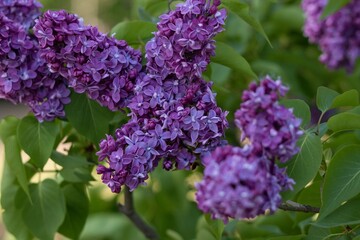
278,200 -> 320,213
118,187 -> 159,240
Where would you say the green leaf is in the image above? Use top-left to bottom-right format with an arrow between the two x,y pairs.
316,86 -> 339,112
205,214 -> 225,240
58,183 -> 89,239
3,135 -> 30,199
282,131 -> 322,199
331,89 -> 359,108
321,0 -> 351,18
21,179 -> 66,240
17,116 -> 60,168
51,151 -> 90,168
316,197 -> 360,227
221,0 -> 272,46
297,181 -> 322,207
280,99 -> 311,128
267,235 -> 305,240
320,145 -> 360,219
166,229 -> 184,240
212,42 -> 257,79
0,116 -> 19,141
196,215 -> 223,240
327,112 -> 360,132
111,20 -> 156,45
60,167 -> 94,183
64,92 -> 115,143
80,213 -> 146,240
1,162 -> 33,240
305,225 -> 331,240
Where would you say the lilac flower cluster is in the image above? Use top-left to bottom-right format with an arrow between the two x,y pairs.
196,145 -> 294,223
33,10 -> 142,110
235,76 -> 302,163
0,0 -> 42,29
145,0 -> 226,80
302,0 -> 360,71
96,0 -> 228,193
0,4 -> 70,122
196,77 -> 300,222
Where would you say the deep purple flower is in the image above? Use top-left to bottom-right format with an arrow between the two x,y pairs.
195,145 -> 293,223
33,10 -> 142,111
302,0 -> 360,71
0,0 -> 42,29
145,0 -> 227,79
234,76 -> 303,163
0,13 -> 70,122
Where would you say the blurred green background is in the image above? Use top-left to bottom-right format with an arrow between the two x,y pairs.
1,0 -> 360,239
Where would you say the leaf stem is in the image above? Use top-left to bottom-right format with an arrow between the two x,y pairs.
118,187 -> 159,240
278,200 -> 320,213
316,111 -> 326,135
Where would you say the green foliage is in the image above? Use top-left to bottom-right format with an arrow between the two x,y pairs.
221,0 -> 271,46
280,99 -> 311,128
17,116 -> 60,168
19,179 -> 66,240
212,41 -> 257,79
320,145 -> 360,219
316,197 -> 360,227
65,92 -> 115,143
282,131 -> 322,199
58,183 -> 89,239
111,20 -> 156,46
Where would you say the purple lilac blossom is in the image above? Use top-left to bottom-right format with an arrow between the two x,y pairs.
97,73 -> 229,193
145,0 -> 227,80
195,145 -> 294,223
302,0 -> 360,71
0,0 -> 42,30
33,10 -> 142,110
0,13 -> 70,122
234,76 -> 302,163
96,0 -> 229,193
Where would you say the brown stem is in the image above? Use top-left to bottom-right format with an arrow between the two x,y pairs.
118,187 -> 159,240
278,200 -> 320,213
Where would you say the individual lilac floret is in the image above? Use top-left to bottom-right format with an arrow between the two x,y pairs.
302,0 -> 360,72
0,0 -> 42,30
33,10 -> 142,110
97,73 -> 229,193
195,145 -> 293,223
0,14 -> 70,122
145,0 -> 227,80
234,76 -> 302,163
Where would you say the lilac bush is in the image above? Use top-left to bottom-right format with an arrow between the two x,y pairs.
33,10 -> 142,110
302,0 -> 360,71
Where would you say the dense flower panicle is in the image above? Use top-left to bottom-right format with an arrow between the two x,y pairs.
195,145 -> 294,223
96,0 -> 229,193
302,0 -> 360,71
0,14 -> 70,122
97,73 -> 229,193
234,76 -> 302,163
0,0 -> 42,29
145,0 -> 227,80
33,10 -> 142,110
